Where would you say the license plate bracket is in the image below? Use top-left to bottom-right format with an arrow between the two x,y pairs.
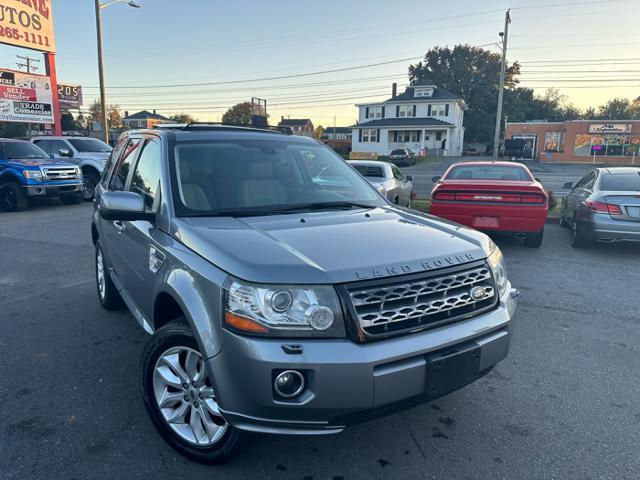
627,206 -> 640,218
473,216 -> 500,228
426,342 -> 481,398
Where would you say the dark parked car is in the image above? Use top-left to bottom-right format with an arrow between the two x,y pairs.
560,167 -> 640,248
389,148 -> 415,166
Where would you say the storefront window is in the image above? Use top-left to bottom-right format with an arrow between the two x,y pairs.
574,134 -> 640,157
544,132 -> 561,152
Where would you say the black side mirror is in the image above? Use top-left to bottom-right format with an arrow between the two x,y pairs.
99,191 -> 155,222
406,175 -> 414,182
431,175 -> 441,183
534,177 -> 542,183
563,182 -> 574,189
58,148 -> 73,158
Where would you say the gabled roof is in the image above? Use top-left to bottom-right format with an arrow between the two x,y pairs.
351,118 -> 454,128
324,127 -> 352,134
387,85 -> 462,103
278,118 -> 312,126
123,110 -> 170,121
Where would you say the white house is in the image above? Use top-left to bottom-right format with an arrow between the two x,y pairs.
351,81 -> 467,157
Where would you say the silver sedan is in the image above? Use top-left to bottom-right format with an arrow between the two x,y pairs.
560,167 -> 640,248
348,160 -> 413,207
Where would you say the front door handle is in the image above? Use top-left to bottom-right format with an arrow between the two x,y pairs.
113,220 -> 126,234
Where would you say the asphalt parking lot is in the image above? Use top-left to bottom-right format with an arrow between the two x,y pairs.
403,156 -> 594,200
2,201 -> 640,480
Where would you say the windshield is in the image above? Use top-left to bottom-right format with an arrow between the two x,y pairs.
600,172 -> 640,191
352,164 -> 385,178
171,139 -> 384,216
390,149 -> 405,155
3,142 -> 49,159
68,138 -> 112,153
446,165 -> 532,181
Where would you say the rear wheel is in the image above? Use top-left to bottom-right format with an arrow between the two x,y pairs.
95,241 -> 124,310
141,320 -> 240,464
524,229 -> 544,248
0,182 -> 28,212
571,216 -> 591,249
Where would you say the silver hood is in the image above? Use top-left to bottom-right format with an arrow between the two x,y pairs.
170,207 -> 491,284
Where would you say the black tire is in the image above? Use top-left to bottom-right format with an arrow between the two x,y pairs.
141,320 -> 241,464
0,182 -> 28,212
559,207 -> 569,228
82,172 -> 100,201
524,229 -> 544,248
571,217 -> 591,249
95,240 -> 124,310
60,193 -> 83,205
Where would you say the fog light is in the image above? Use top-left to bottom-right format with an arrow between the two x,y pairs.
274,370 -> 305,398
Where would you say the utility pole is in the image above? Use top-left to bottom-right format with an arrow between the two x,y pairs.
94,0 -> 109,144
16,55 -> 41,138
493,9 -> 511,159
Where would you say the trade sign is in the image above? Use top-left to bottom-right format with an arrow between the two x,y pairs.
588,124 -> 632,134
0,67 -> 53,123
0,0 -> 55,52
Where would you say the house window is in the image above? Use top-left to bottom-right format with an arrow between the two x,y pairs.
544,132 -> 561,152
414,88 -> 434,97
367,107 -> 383,119
362,129 -> 378,142
430,104 -> 447,117
398,105 -> 414,117
436,132 -> 442,141
396,130 -> 418,142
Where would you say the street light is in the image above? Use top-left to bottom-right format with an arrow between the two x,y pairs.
94,0 -> 141,144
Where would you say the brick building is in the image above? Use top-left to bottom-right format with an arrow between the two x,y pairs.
505,120 -> 640,164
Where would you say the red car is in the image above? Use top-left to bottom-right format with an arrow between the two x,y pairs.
430,161 -> 548,247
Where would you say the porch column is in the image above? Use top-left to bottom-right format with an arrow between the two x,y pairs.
422,129 -> 427,157
445,129 -> 450,156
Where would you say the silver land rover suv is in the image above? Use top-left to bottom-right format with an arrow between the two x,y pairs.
91,124 -> 518,464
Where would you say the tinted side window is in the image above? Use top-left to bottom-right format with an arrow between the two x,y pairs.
109,138 -> 141,191
392,166 -> 404,181
577,172 -> 596,189
33,139 -> 51,153
129,140 -> 161,210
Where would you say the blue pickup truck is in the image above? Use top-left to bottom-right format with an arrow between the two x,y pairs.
0,138 -> 84,212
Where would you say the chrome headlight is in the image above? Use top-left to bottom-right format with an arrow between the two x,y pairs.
224,278 -> 345,337
22,169 -> 43,181
486,241 -> 508,298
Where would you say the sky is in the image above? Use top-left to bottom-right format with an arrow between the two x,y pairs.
0,0 -> 638,127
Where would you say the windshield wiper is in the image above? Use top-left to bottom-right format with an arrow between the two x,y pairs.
273,201 -> 377,213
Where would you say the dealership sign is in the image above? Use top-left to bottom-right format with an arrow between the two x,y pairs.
0,68 -> 53,123
58,83 -> 82,109
589,123 -> 632,134
0,0 -> 54,52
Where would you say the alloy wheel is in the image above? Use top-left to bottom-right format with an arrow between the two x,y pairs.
96,248 -> 106,300
152,346 -> 228,446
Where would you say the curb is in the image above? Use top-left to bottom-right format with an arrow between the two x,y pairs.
546,216 -> 560,224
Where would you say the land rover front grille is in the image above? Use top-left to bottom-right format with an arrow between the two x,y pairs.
42,167 -> 79,181
347,265 -> 497,338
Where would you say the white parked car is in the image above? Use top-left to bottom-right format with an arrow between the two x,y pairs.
31,136 -> 112,201
349,160 -> 413,207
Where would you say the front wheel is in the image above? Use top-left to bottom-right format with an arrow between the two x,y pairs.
141,320 -> 240,464
524,229 -> 544,248
82,172 -> 100,201
0,182 -> 28,212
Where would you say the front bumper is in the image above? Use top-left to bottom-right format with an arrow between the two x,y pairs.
207,285 -> 518,435
24,183 -> 84,197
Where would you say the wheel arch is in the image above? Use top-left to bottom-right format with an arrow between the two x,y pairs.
154,272 -> 223,359
80,161 -> 102,177
0,170 -> 23,185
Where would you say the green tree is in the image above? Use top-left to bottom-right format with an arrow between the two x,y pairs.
596,98 -> 637,120
88,100 -> 123,129
222,102 -> 252,125
169,112 -> 197,124
409,45 -> 521,143
314,125 -> 325,139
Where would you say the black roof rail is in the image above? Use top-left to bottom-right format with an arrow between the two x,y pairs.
172,122 -> 293,135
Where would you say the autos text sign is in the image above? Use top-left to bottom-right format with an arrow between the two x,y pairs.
0,0 -> 55,52
57,83 -> 82,109
0,68 -> 53,123
588,123 -> 632,134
